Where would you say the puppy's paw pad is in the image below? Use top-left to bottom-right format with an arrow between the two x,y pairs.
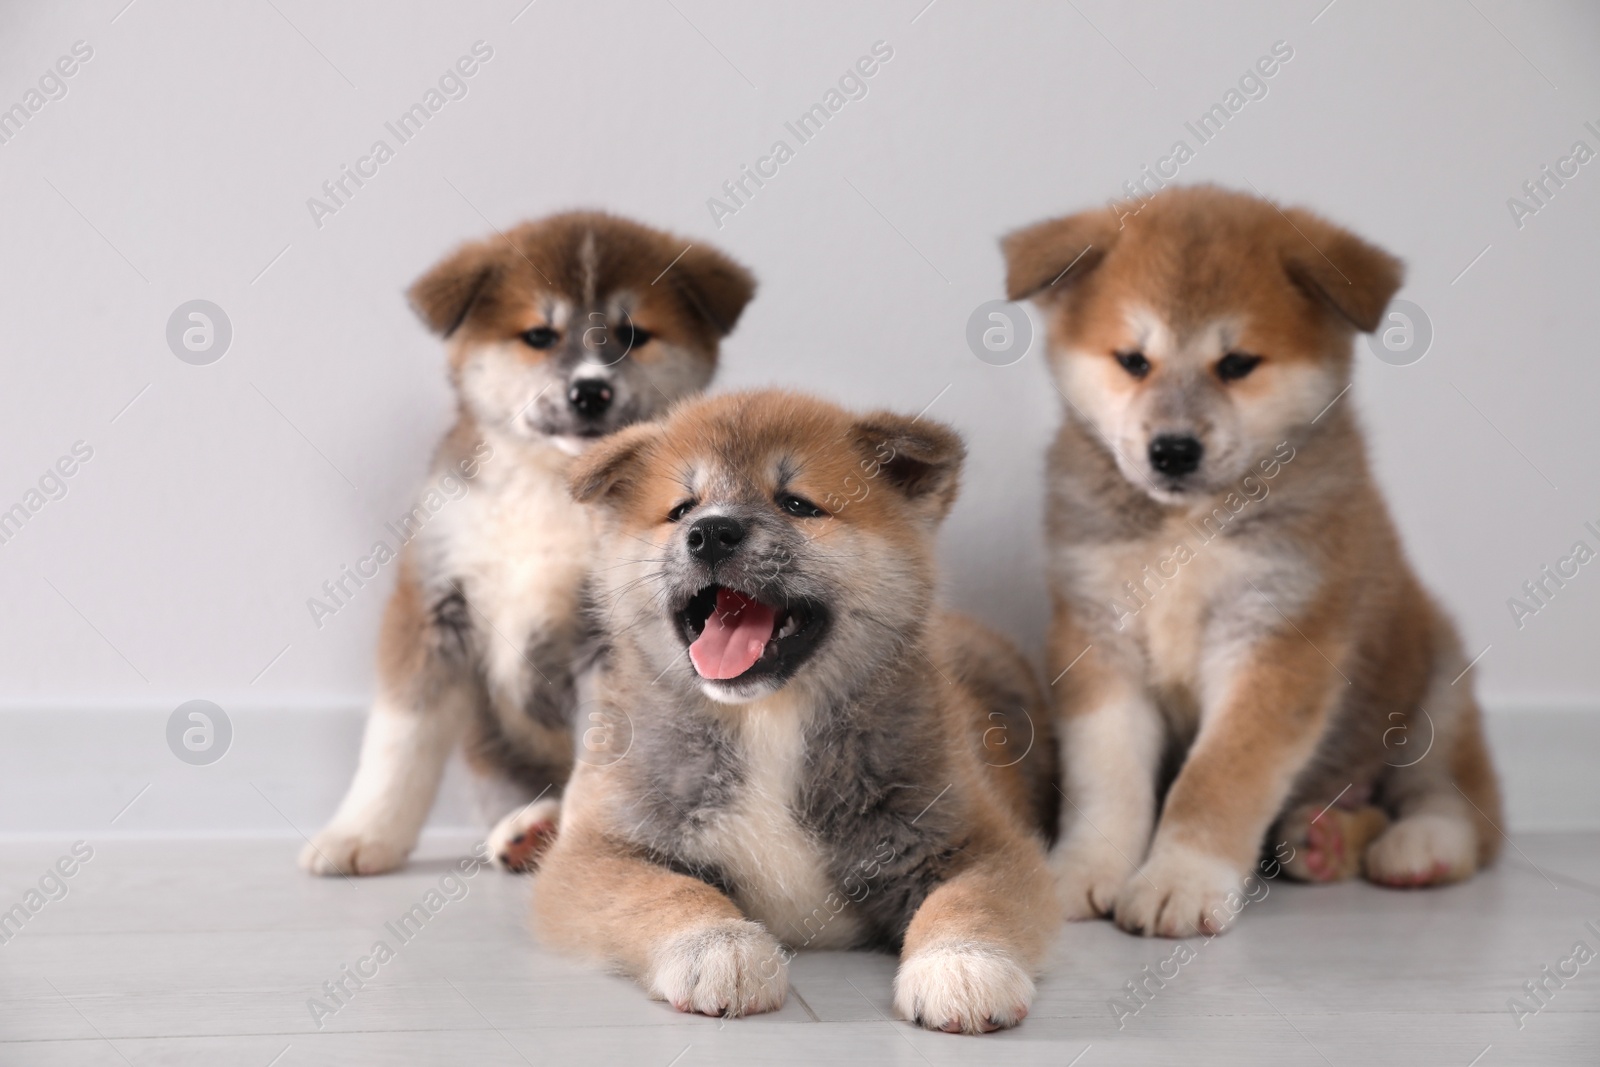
299,830 -> 408,877
650,919 -> 788,1017
1051,838 -> 1138,921
894,943 -> 1034,1035
1279,804 -> 1389,883
489,798 -> 561,873
1364,813 -> 1475,888
1114,847 -> 1243,939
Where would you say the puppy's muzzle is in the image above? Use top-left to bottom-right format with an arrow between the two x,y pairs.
1149,434 -> 1204,477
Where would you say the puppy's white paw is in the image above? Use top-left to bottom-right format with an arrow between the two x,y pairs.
1052,835 -> 1139,921
299,827 -> 409,877
1114,845 -> 1244,938
1364,813 -> 1476,888
894,942 -> 1034,1035
649,919 -> 788,1017
488,798 -> 561,873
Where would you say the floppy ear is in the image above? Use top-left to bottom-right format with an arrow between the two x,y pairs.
664,243 -> 757,338
1001,209 -> 1120,303
408,240 -> 500,337
851,413 -> 966,521
1279,208 -> 1404,333
569,422 -> 661,506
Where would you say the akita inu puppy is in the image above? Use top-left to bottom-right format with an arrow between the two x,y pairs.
301,212 -> 755,877
1003,185 -> 1501,938
531,390 -> 1060,1033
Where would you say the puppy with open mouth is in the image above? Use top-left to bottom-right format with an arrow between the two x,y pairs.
1004,185 -> 1502,938
530,390 -> 1060,1034
301,212 -> 754,877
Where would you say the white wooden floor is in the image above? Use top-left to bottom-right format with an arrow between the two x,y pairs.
2,834 -> 1596,1065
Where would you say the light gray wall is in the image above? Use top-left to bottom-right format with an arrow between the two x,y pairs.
1,0 -> 1596,723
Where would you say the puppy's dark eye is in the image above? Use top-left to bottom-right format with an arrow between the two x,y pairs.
523,326 -> 559,350
1115,351 -> 1151,379
1217,352 -> 1263,382
666,500 -> 696,523
617,323 -> 652,351
778,494 -> 826,519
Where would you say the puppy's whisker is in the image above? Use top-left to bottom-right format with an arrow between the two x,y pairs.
621,531 -> 670,552
604,570 -> 669,597
600,557 -> 673,570
601,574 -> 670,623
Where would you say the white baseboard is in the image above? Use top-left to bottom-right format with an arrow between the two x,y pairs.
1481,707 -> 1600,833
1,705 -> 1595,839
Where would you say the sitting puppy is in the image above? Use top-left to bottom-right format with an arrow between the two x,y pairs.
531,390 -> 1060,1034
1003,185 -> 1502,937
301,212 -> 755,876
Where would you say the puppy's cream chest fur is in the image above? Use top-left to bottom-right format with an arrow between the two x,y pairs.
425,438 -> 594,690
679,694 -> 863,950
1066,512 -> 1303,701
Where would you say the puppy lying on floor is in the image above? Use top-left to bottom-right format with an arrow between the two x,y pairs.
530,390 -> 1060,1034
1003,184 -> 1502,938
301,212 -> 754,876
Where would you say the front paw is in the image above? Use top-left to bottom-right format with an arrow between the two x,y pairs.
894,942 -> 1034,1034
299,827 -> 409,877
1113,845 -> 1245,938
1052,835 -> 1141,921
649,919 -> 788,1017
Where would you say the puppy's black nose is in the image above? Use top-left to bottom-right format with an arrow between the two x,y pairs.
568,379 -> 613,418
1149,434 -> 1204,476
686,516 -> 745,565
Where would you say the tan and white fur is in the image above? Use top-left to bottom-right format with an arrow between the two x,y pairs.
531,390 -> 1060,1033
301,212 -> 755,876
1003,185 -> 1501,937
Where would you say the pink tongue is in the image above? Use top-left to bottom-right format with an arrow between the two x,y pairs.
689,588 -> 777,680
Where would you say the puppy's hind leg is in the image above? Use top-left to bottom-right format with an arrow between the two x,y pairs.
1366,682 -> 1502,889
1276,802 -> 1390,883
473,625 -> 587,872
487,799 -> 561,872
476,775 -> 561,873
301,573 -> 476,876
